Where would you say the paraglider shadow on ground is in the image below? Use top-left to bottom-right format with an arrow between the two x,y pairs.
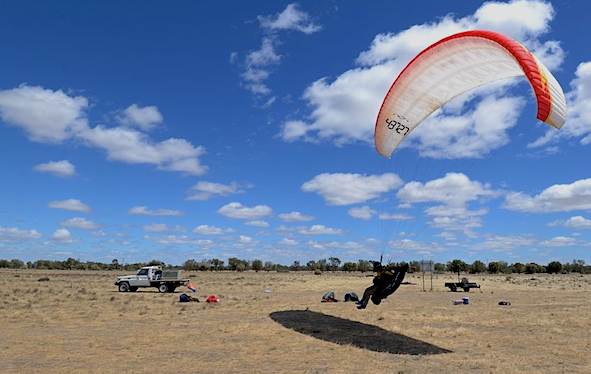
270,310 -> 451,355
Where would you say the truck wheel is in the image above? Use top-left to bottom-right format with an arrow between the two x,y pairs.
129,287 -> 138,292
118,282 -> 130,292
450,285 -> 457,292
158,284 -> 168,293
167,286 -> 176,293
463,287 -> 470,292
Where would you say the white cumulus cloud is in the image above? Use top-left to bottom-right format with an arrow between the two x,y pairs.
118,104 -> 163,131
239,3 -> 320,99
0,85 -> 88,143
504,178 -> 591,213
278,211 -> 314,222
478,234 -> 537,251
540,236 -> 577,247
0,226 -> 42,242
245,220 -> 270,228
143,223 -> 170,233
378,212 -> 413,221
0,85 -> 207,176
561,216 -> 591,229
397,173 -> 496,236
398,172 -> 496,207
239,235 -> 253,244
144,235 -> 214,249
299,224 -> 342,235
49,199 -> 91,213
258,3 -> 321,34
279,238 -> 298,246
193,225 -> 226,235
128,206 -> 183,217
61,217 -> 98,230
302,172 -> 402,206
186,181 -> 246,201
51,228 -> 73,243
348,206 -> 376,220
426,206 -> 487,236
34,160 -> 76,177
145,224 -> 184,233
78,125 -> 207,175
388,238 -> 440,253
242,37 -> 281,96
218,202 -> 272,219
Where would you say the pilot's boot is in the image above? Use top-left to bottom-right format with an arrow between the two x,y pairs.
356,300 -> 368,309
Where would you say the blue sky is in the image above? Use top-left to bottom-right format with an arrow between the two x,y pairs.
1,0 -> 591,265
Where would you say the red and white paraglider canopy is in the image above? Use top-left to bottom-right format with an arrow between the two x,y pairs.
375,30 -> 567,158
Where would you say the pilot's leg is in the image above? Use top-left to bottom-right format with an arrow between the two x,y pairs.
357,284 -> 376,309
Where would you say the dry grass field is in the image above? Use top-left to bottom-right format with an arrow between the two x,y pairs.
1,269 -> 590,373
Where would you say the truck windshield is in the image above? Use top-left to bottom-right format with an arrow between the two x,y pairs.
137,269 -> 149,276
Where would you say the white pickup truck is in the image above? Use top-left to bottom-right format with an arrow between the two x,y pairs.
115,266 -> 189,293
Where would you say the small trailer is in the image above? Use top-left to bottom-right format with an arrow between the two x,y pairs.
115,266 -> 189,293
445,277 -> 481,292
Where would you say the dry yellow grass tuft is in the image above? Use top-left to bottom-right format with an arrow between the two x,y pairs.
0,269 -> 589,373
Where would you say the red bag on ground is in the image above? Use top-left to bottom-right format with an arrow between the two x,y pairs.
206,295 -> 219,303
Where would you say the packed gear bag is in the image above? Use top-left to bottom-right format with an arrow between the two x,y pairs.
344,292 -> 359,302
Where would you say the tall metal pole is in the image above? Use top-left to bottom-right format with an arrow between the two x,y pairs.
422,270 -> 425,292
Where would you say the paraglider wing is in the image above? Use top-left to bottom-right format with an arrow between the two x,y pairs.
375,30 -> 567,158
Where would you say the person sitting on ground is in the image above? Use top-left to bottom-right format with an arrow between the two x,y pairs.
356,261 -> 408,309
179,293 -> 200,302
321,290 -> 338,302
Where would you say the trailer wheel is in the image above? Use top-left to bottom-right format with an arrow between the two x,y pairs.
463,287 -> 470,292
118,282 -> 130,292
158,284 -> 168,293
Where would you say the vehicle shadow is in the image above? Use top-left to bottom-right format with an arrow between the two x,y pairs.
269,310 -> 451,355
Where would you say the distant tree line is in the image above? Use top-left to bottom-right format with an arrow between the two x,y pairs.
1,257 -> 589,274
0,258 -> 171,271
442,259 -> 589,275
